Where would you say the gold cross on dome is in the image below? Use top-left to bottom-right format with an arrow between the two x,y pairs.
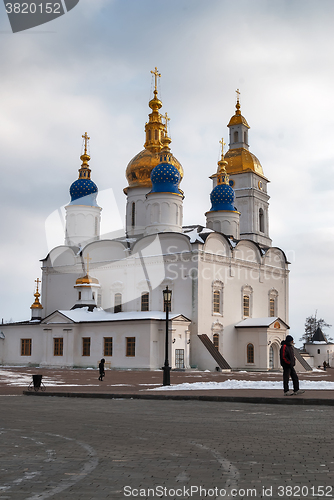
35,278 -> 41,293
151,67 -> 161,92
82,132 -> 90,155
219,138 -> 226,156
236,88 -> 240,103
164,112 -> 170,134
85,253 -> 92,274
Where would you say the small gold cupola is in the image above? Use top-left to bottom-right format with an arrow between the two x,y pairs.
30,278 -> 43,321
72,253 -> 101,311
143,67 -> 165,153
216,138 -> 230,186
225,90 -> 265,178
78,132 -> 92,180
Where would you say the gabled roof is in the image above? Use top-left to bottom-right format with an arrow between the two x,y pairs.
235,317 -> 289,329
41,308 -> 191,325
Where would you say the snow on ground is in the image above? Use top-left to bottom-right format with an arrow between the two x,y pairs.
148,380 -> 334,391
0,369 -> 99,387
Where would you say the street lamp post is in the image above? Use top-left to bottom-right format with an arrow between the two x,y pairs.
162,285 -> 172,386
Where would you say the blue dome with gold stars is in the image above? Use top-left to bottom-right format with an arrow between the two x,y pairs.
210,183 -> 235,211
150,152 -> 181,195
70,178 -> 98,206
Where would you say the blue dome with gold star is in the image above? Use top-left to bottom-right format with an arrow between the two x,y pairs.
150,152 -> 181,195
70,178 -> 98,206
210,183 -> 235,211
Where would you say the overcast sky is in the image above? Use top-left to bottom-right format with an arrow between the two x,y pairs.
1,0 -> 334,345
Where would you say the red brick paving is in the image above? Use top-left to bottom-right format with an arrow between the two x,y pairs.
0,366 -> 333,400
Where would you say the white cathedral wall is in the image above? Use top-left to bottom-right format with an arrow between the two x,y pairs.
192,235 -> 288,369
65,205 -> 101,247
42,269 -> 82,317
36,226 -> 289,370
125,187 -> 148,236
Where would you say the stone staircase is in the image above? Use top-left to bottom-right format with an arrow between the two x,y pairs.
198,334 -> 231,370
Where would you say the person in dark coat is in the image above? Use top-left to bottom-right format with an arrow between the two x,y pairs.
98,358 -> 105,381
280,335 -> 304,396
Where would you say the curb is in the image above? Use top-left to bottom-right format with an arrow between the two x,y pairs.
22,391 -> 334,406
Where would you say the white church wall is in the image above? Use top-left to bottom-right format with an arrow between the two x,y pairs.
84,240 -> 129,263
305,343 -> 334,368
190,334 -> 220,371
0,324 -> 43,366
42,270 -> 82,317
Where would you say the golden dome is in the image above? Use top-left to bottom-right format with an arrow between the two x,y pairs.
224,147 -> 264,177
31,278 -> 43,309
75,274 -> 99,285
126,149 -> 183,189
227,93 -> 250,128
125,67 -> 183,189
228,113 -> 250,128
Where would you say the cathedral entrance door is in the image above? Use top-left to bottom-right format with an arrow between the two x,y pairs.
269,345 -> 274,369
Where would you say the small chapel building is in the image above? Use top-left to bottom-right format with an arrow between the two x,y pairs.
0,69 -> 294,371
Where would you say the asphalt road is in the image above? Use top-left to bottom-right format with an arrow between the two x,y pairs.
0,396 -> 333,500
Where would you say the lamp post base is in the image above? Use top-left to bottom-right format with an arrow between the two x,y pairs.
162,365 -> 171,386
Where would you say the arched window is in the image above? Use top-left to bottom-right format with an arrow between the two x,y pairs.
268,289 -> 278,317
213,333 -> 219,351
141,292 -> 149,311
154,130 -> 158,140
269,298 -> 275,317
243,295 -> 250,317
78,291 -> 81,300
131,202 -> 135,227
259,208 -> 264,233
114,293 -> 122,313
244,131 -> 248,143
213,290 -> 220,313
148,130 -> 151,141
234,130 -> 238,142
247,343 -> 254,364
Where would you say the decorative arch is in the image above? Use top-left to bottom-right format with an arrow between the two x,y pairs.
268,288 -> 278,317
234,241 -> 262,264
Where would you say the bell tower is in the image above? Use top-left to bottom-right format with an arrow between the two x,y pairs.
224,91 -> 272,247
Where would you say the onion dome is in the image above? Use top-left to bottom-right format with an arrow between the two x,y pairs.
210,144 -> 237,212
150,124 -> 182,195
69,132 -> 99,206
150,153 -> 182,195
125,68 -> 183,190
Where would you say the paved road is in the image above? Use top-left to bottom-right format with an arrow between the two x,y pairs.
0,396 -> 333,499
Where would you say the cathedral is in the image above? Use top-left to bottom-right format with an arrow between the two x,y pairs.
0,69 -> 293,371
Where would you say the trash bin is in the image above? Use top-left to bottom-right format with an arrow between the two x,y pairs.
32,374 -> 42,390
